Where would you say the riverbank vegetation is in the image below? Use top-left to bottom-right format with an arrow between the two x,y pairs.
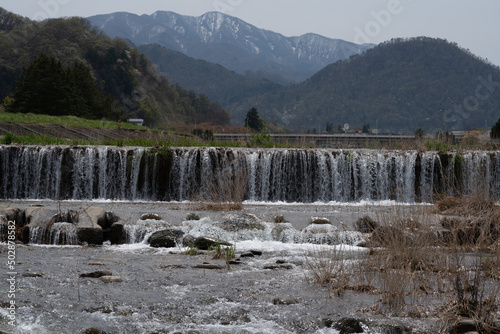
0,111 -> 286,148
2,127 -> 498,151
0,111 -> 498,150
305,191 -> 500,333
0,131 -> 233,148
0,111 -> 146,129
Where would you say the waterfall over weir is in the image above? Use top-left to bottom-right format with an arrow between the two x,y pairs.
0,146 -> 498,203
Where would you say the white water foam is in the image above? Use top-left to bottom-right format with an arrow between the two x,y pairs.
243,199 -> 433,206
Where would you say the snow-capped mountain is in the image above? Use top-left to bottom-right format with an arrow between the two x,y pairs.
88,11 -> 374,82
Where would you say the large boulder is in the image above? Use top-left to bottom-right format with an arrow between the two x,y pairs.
332,318 -> 365,333
310,217 -> 331,225
194,236 -> 232,250
77,228 -> 103,245
300,224 -> 340,245
148,229 -> 184,248
0,206 -> 22,224
24,207 -> 57,229
21,207 -> 57,243
141,213 -> 162,221
110,223 -> 125,245
22,207 -> 104,245
76,208 -> 103,245
84,207 -> 107,229
103,212 -> 120,243
76,208 -> 94,228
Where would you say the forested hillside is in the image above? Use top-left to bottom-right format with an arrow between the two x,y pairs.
229,37 -> 500,133
0,8 -> 230,128
138,44 -> 283,107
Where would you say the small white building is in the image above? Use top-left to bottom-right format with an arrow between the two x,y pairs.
128,119 -> 144,127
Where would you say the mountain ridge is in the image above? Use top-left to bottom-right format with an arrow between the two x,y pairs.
227,37 -> 500,133
88,10 -> 374,82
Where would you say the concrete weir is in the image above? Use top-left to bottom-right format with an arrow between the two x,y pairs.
0,145 -> 498,203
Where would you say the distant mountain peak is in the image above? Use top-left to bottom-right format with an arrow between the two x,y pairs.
88,10 -> 373,82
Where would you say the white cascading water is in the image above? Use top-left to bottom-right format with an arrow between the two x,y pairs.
28,223 -> 78,245
72,147 -> 95,200
127,148 -> 145,200
122,219 -> 172,244
419,151 -> 437,203
0,146 -> 498,203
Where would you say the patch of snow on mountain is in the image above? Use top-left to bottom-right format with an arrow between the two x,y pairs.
174,26 -> 185,35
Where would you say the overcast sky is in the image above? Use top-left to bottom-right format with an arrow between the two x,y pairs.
3,0 -> 500,66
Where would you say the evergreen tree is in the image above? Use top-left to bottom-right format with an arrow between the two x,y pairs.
244,107 -> 265,132
6,54 -> 121,120
325,122 -> 333,134
362,124 -> 371,134
491,119 -> 500,139
7,54 -> 67,115
66,62 -> 119,119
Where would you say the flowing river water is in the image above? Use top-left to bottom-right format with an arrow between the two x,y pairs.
2,200 -> 441,334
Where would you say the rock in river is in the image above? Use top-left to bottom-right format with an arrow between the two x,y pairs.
193,236 -> 232,250
148,229 -> 184,248
80,270 -> 113,278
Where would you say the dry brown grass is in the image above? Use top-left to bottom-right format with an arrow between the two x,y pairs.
480,249 -> 500,280
368,194 -> 499,327
305,244 -> 351,296
435,195 -> 464,212
301,184 -> 500,330
441,253 -> 500,334
436,194 -> 497,217
434,190 -> 500,332
359,205 -> 448,311
435,192 -> 500,251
